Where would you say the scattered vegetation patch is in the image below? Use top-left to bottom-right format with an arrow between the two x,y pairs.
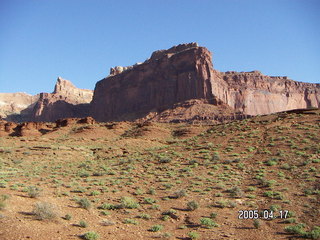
32,202 -> 57,220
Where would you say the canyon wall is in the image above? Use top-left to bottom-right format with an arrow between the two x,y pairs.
31,77 -> 93,122
0,93 -> 39,122
91,43 -> 320,122
1,43 -> 319,123
214,71 -> 320,115
91,43 -> 221,121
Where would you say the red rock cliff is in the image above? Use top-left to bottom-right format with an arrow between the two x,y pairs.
91,43 -> 319,121
213,71 -> 320,115
32,77 -> 93,122
91,43 -> 221,121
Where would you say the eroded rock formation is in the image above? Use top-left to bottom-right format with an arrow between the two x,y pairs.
1,43 -> 319,124
214,71 -> 320,115
32,77 -> 93,122
91,43 -> 320,122
91,43 -> 221,121
0,93 -> 39,122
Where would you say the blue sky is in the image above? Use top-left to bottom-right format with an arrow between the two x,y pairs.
1,0 -> 319,95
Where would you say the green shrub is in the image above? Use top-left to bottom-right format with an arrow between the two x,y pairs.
265,159 -> 277,166
284,223 -> 306,235
215,200 -> 228,208
77,198 -> 91,209
64,214 -> 72,220
138,213 -> 151,220
27,186 -> 42,198
79,220 -> 88,228
253,219 -> 261,229
263,191 -> 283,200
281,163 -> 292,170
188,231 -> 200,239
149,224 -> 163,232
33,202 -> 57,220
0,201 -> 6,210
78,170 -> 90,178
187,200 -> 199,211
159,157 -> 172,163
305,226 -> 320,239
269,204 -> 280,211
90,190 -> 100,196
200,217 -> 218,228
144,197 -> 156,204
0,194 -> 9,210
247,186 -> 256,192
161,215 -> 170,221
210,212 -> 217,219
284,218 -> 296,224
99,203 -> 116,210
120,197 -> 139,209
173,189 -> 187,198
147,188 -> 156,195
123,218 -> 138,225
82,231 -> 99,240
228,186 -> 243,198
160,232 -> 172,239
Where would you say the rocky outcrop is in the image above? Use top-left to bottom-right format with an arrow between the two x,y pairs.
2,43 -> 319,124
32,77 -> 93,122
91,43 -> 319,122
214,71 -> 320,115
91,43 -> 220,121
0,93 -> 39,122
0,120 -> 54,137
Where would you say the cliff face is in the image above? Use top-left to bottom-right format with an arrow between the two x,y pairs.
91,43 -> 220,121
214,71 -> 320,115
32,77 -> 93,122
91,43 -> 319,121
2,43 -> 319,124
0,93 -> 39,121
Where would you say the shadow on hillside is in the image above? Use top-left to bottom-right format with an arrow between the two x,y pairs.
5,100 -> 91,123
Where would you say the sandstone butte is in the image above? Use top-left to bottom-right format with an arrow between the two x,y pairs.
31,77 -> 93,122
1,43 -> 319,123
0,77 -> 93,122
90,42 -> 320,122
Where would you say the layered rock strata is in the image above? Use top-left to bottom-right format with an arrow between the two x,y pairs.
32,77 -> 93,122
91,43 -> 319,122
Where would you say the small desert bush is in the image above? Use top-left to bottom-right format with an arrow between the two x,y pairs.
149,224 -> 163,232
305,226 -> 320,239
284,223 -> 306,235
120,197 -> 139,209
138,213 -> 151,220
253,219 -> 261,229
0,201 -> 6,210
77,198 -> 91,209
99,203 -> 117,210
144,197 -> 156,204
64,214 -> 72,220
173,189 -> 187,198
0,194 -> 9,210
210,212 -> 217,219
82,231 -> 99,240
159,157 -> 172,163
200,217 -> 218,228
285,224 -> 320,239
188,231 -> 200,239
33,202 -> 57,220
263,191 -> 283,200
27,186 -> 42,198
123,218 -> 138,225
228,186 -> 244,198
187,200 -> 199,211
79,220 -> 88,228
